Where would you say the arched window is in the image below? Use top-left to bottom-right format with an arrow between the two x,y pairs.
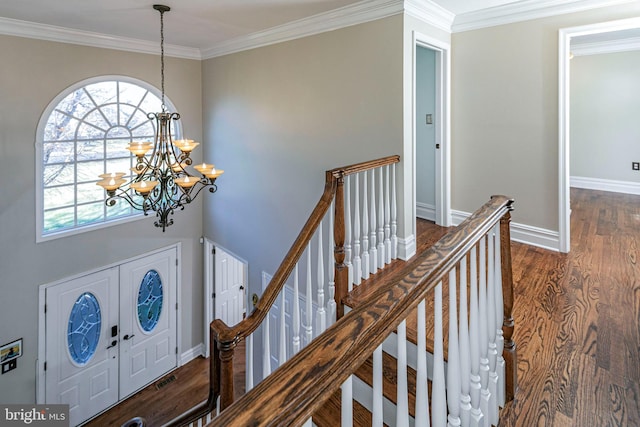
36,76 -> 181,241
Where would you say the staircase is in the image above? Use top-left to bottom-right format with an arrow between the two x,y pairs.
170,156 -> 517,427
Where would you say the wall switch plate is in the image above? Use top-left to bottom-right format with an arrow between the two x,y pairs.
426,114 -> 433,125
633,162 -> 639,171
1,359 -> 17,374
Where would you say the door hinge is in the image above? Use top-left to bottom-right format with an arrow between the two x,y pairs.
175,302 -> 178,310
44,362 -> 47,371
213,247 -> 216,255
175,347 -> 178,355
176,259 -> 178,267
212,292 -> 216,299
44,304 -> 47,313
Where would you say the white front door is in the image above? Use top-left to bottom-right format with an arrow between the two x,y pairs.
45,268 -> 119,427
119,248 -> 177,398
214,247 -> 245,326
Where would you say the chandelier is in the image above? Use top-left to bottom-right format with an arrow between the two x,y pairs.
97,4 -> 222,231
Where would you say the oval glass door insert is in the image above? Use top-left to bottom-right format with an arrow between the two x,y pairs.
137,269 -> 163,332
67,292 -> 101,365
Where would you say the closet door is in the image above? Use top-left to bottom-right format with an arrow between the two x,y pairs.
45,267 -> 119,427
119,248 -> 177,398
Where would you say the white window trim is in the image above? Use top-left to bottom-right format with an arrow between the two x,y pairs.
35,75 -> 181,243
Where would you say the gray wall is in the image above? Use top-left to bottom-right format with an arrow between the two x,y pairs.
451,2 -> 640,231
201,15 -> 404,305
0,35 -> 203,404
571,51 -> 640,182
416,46 -> 437,210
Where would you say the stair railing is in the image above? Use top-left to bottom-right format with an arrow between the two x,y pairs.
209,195 -> 517,426
170,155 -> 401,426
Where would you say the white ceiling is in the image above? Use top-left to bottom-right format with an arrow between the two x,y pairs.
0,0 -> 523,50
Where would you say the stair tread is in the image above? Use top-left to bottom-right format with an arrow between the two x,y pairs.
313,389 -> 388,427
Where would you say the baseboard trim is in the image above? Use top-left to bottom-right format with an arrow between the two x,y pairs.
180,343 -> 204,366
416,202 -> 436,222
397,234 -> 416,260
451,209 -> 560,252
570,176 -> 640,195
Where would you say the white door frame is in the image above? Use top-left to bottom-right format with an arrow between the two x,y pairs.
203,240 -> 248,358
411,31 -> 451,235
558,17 -> 640,253
37,243 -> 182,404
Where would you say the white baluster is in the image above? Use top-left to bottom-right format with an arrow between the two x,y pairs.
305,244 -> 313,345
353,174 -> 362,286
391,163 -> 398,259
301,418 -> 314,427
373,345 -> 384,427
479,237 -> 491,424
494,224 -> 506,407
317,221 -> 326,334
279,291 -> 287,366
469,246 -> 484,427
247,332 -> 254,391
327,202 -> 336,325
292,264 -> 301,355
263,310 -> 271,378
447,268 -> 462,427
384,165 -> 392,264
345,176 -> 354,291
362,171 -> 370,280
487,230 -> 499,425
370,169 -> 378,274
397,320 -> 410,427
416,300 -> 431,426
377,167 -> 385,269
342,376 -> 354,427
432,282 -> 447,427
459,257 -> 472,426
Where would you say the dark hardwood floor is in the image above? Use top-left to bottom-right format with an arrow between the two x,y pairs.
84,188 -> 640,426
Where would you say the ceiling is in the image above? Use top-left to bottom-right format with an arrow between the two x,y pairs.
0,0 -> 526,51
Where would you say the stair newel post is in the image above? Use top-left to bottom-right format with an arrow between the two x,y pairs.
217,336 -> 237,411
499,206 -> 517,402
493,223 -> 506,407
459,256 -> 472,426
334,173 -> 348,320
369,168 -> 378,274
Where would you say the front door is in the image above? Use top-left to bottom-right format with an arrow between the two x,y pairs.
119,248 -> 177,398
45,267 -> 119,427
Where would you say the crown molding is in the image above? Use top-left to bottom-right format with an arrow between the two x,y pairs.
404,0 -> 455,33
572,35 -> 640,55
201,0 -> 404,59
452,0 -> 637,33
0,16 -> 201,60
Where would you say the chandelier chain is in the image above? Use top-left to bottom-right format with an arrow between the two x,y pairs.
159,7 -> 166,111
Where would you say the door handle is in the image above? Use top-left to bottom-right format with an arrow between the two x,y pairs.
239,286 -> 244,290
123,334 -> 135,341
106,340 -> 118,349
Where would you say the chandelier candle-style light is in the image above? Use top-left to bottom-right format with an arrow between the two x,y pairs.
97,4 -> 223,231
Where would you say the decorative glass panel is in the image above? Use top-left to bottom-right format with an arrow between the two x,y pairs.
137,270 -> 163,332
67,292 -> 101,365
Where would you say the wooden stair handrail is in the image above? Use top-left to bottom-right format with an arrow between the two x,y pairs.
171,155 -> 399,425
210,195 -> 514,426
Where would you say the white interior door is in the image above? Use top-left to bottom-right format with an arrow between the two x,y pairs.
214,246 -> 245,326
119,248 -> 177,398
45,267 -> 119,427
